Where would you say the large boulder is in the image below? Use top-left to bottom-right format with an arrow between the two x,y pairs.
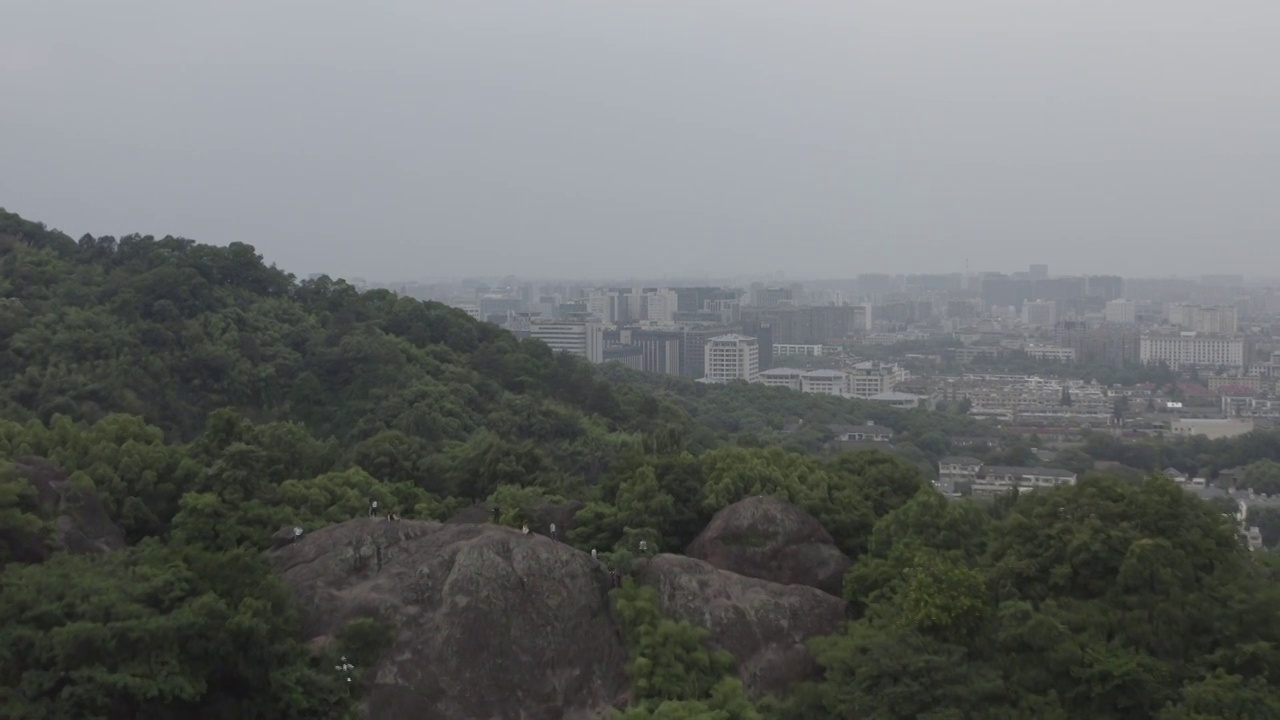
686,495 -> 852,596
270,518 -> 628,720
635,554 -> 846,696
11,456 -> 125,556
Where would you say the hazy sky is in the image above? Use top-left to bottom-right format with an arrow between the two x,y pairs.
3,1 -> 1278,280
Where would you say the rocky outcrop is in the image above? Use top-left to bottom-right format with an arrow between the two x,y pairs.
447,500 -> 585,538
12,456 -> 125,556
686,495 -> 852,596
269,518 -> 627,720
635,553 -> 847,696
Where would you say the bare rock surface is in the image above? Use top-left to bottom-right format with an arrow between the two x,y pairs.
635,553 -> 847,695
686,495 -> 852,596
269,518 -> 628,720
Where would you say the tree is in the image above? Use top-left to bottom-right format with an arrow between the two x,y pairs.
1240,461 -> 1280,496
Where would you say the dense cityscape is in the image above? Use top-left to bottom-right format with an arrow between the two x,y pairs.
374,266 -> 1276,424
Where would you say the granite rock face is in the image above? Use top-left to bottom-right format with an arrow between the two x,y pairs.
686,495 -> 852,596
635,553 -> 847,695
270,518 -> 628,720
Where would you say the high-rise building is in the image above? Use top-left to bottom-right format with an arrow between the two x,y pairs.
703,334 -> 760,383
1029,264 -> 1049,280
585,292 -> 620,324
1167,304 -> 1239,334
1021,300 -> 1058,328
642,290 -> 679,324
1104,299 -> 1137,324
530,320 -> 604,363
627,328 -> 683,375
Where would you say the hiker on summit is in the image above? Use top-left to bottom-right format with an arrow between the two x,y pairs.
549,522 -> 557,541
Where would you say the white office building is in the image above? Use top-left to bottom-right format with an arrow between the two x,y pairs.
1140,333 -> 1245,370
703,334 -> 760,383
849,361 -> 905,398
759,367 -> 804,391
530,320 -> 605,363
800,369 -> 849,397
773,344 -> 825,358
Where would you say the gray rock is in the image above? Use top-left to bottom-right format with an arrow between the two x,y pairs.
635,553 -> 847,696
270,518 -> 628,720
686,495 -> 852,596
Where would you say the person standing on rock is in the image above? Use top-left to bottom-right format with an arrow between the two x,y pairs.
549,522 -> 557,541
638,539 -> 649,554
492,506 -> 501,523
591,548 -> 598,560
521,523 -> 529,535
369,500 -> 378,518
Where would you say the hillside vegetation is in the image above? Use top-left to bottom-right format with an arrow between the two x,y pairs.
4,209 -> 1280,719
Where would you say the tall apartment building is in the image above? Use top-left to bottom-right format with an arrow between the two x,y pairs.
1021,300 -> 1058,328
585,292 -> 621,324
703,334 -> 760,383
627,328 -> 683,375
849,361 -> 905,398
1140,333 -> 1245,370
642,290 -> 679,324
1104,299 -> 1137,324
1054,326 -> 1141,367
1167,304 -> 1239,334
530,320 -> 604,363
682,327 -> 731,380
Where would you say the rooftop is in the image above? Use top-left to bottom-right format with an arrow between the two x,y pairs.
708,333 -> 756,343
760,367 -> 804,376
827,423 -> 894,436
982,466 -> 1077,479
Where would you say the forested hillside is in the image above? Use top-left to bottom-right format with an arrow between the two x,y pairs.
5,209 -> 1280,719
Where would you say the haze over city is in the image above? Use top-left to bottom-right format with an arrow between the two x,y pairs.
4,1 -> 1280,280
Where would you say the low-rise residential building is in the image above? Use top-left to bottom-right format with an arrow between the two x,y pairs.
1024,345 -> 1076,362
800,369 -> 849,397
1170,418 -> 1255,439
939,456 -> 983,490
1222,396 -> 1280,418
972,466 -> 1078,495
773,344 -> 825,358
827,423 -> 894,443
759,367 -> 803,391
867,391 -> 931,409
